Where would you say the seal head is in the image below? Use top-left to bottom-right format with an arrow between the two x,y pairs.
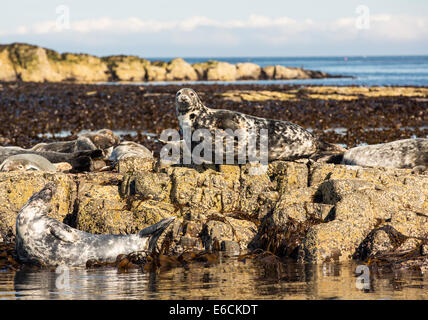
175,88 -> 204,114
0,154 -> 57,172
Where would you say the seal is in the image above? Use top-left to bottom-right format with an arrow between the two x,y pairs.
0,147 -> 102,172
31,129 -> 120,159
0,154 -> 56,172
175,88 -> 343,162
341,138 -> 428,171
109,141 -> 153,161
15,183 -> 176,267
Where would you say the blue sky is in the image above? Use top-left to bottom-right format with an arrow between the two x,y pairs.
1,0 -> 427,57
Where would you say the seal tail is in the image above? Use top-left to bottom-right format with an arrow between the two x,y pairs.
139,217 -> 176,252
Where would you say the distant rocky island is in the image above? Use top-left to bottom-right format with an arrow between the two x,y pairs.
0,43 -> 342,83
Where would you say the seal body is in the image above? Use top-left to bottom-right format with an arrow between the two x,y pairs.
32,129 -> 120,159
0,147 -> 102,172
175,88 -> 339,162
341,138 -> 428,169
16,183 -> 175,266
109,141 -> 153,161
0,154 -> 56,172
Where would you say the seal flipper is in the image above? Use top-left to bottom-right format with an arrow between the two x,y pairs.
139,217 -> 176,252
48,219 -> 79,243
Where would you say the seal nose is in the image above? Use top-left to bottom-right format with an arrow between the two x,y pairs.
178,94 -> 190,104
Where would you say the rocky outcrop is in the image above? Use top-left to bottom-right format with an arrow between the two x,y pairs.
236,62 -> 262,80
262,65 -> 330,80
165,58 -> 198,81
103,55 -> 148,81
0,43 -> 340,82
0,157 -> 426,264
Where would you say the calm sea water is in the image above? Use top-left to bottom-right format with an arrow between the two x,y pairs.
140,56 -> 428,86
1,257 -> 428,300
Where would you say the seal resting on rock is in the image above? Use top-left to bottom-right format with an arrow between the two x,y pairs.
341,138 -> 428,171
175,88 -> 344,162
0,147 -> 102,172
31,129 -> 120,159
109,141 -> 153,161
0,154 -> 57,172
15,183 -> 175,266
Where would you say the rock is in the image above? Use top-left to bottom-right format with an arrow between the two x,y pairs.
192,61 -> 216,80
262,66 -> 276,79
0,46 -> 17,81
221,240 -> 241,255
165,58 -> 198,81
103,55 -> 148,81
0,43 -> 337,83
274,66 -> 310,80
302,220 -> 369,263
1,159 -> 427,266
0,171 -> 76,239
117,157 -> 154,174
236,63 -> 261,80
145,64 -> 167,81
8,43 -> 63,82
179,236 -> 202,250
51,52 -> 109,82
75,173 -> 132,234
206,62 -> 237,81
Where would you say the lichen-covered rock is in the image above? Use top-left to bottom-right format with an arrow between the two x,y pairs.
1,159 -> 427,266
261,66 -> 275,79
0,171 -> 76,242
75,173 -> 131,234
166,58 -> 198,81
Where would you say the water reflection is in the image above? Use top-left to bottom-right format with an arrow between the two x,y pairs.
1,256 -> 428,300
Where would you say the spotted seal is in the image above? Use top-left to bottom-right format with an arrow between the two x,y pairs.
109,141 -> 153,161
341,138 -> 428,171
15,183 -> 175,266
31,129 -> 120,159
175,88 -> 343,162
0,147 -> 102,172
0,154 -> 57,172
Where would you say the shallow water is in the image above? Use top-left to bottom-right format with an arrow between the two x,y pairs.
1,256 -> 427,300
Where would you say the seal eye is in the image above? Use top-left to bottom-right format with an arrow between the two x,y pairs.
190,92 -> 194,97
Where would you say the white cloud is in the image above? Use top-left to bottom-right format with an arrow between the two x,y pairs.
0,14 -> 427,50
